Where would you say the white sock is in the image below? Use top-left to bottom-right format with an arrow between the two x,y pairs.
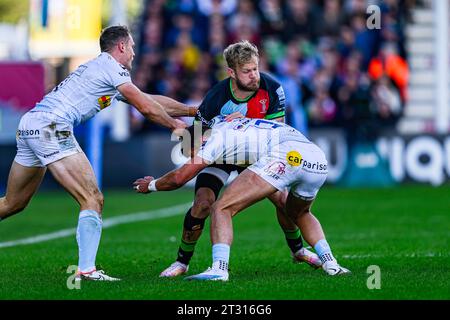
212,243 -> 230,272
76,210 -> 102,273
314,239 -> 335,263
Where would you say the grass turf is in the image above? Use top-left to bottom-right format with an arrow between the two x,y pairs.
0,185 -> 449,300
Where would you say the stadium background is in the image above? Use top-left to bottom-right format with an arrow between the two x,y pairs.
0,0 -> 449,301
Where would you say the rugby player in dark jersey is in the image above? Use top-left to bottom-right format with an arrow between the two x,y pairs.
160,41 -> 322,277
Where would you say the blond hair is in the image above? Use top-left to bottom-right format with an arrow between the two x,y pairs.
223,40 -> 259,70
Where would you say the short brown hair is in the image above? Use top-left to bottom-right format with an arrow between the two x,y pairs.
223,40 -> 259,70
99,25 -> 130,52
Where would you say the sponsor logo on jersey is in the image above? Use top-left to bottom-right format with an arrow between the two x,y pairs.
119,71 -> 130,77
16,129 -> 40,138
287,151 -> 302,166
301,159 -> 328,172
42,150 -> 60,158
98,95 -> 112,109
264,161 -> 286,180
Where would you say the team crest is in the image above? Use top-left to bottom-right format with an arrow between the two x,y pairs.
259,99 -> 267,113
98,95 -> 112,109
264,161 -> 286,176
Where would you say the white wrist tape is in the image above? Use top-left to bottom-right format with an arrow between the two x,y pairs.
148,179 -> 158,192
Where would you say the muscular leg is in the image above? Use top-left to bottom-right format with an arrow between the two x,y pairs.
211,170 -> 277,245
267,191 -> 305,254
174,187 -> 216,266
47,152 -> 104,273
183,187 -> 215,241
47,152 -> 103,213
0,161 -> 46,220
185,169 -> 277,278
161,172 -> 224,277
285,192 -> 350,275
285,193 -> 325,247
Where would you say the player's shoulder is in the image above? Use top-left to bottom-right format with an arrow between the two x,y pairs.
94,53 -> 128,72
201,77 -> 230,105
259,72 -> 282,89
207,77 -> 229,96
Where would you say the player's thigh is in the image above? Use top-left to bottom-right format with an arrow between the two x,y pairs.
4,161 -> 46,207
47,152 -> 101,206
194,164 -> 233,198
214,169 -> 278,217
267,189 -> 288,210
285,192 -> 314,219
192,165 -> 231,217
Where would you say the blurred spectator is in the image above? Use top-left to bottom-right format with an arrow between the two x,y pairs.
304,69 -> 339,127
370,74 -> 402,127
227,0 -> 261,46
165,12 -> 206,50
132,0 -> 410,138
196,0 -> 237,17
368,41 -> 409,102
349,12 -> 380,69
275,41 -> 308,134
314,0 -> 345,38
258,0 -> 285,37
283,0 -> 317,42
339,71 -> 373,143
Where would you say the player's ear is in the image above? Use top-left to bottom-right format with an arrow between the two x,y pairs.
118,40 -> 126,53
227,67 -> 235,79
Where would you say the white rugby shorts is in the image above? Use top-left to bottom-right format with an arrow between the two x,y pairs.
247,141 -> 328,200
14,111 -> 81,167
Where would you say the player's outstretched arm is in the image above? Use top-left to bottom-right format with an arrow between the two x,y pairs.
118,83 -> 186,131
147,94 -> 198,117
133,156 -> 209,193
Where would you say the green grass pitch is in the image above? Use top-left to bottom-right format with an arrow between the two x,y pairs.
0,185 -> 449,300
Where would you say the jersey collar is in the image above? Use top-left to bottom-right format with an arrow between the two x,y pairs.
229,78 -> 256,102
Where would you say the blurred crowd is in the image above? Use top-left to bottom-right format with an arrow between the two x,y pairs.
131,0 -> 415,141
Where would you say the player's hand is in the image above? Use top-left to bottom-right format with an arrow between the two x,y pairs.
133,176 -> 154,194
225,112 -> 245,122
173,119 -> 188,138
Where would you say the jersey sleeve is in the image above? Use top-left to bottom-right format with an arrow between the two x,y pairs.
265,83 -> 286,120
195,81 -> 226,125
115,92 -> 129,103
104,58 -> 132,88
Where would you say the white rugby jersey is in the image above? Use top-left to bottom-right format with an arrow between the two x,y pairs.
33,52 -> 131,126
198,116 -> 312,166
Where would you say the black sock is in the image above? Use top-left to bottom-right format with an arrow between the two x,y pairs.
176,240 -> 196,265
284,229 -> 304,254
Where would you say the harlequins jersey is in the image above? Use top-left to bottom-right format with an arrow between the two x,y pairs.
196,72 -> 286,126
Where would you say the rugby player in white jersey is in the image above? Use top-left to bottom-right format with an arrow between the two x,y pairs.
0,25 -> 196,281
133,117 -> 350,280
160,41 -> 320,279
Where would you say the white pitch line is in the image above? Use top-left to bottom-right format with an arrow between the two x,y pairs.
340,252 -> 448,259
0,202 -> 191,249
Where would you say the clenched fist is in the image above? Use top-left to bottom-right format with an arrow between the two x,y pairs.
133,176 -> 154,194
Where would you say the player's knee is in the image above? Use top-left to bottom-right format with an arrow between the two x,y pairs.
192,198 -> 214,218
85,190 -> 104,213
183,209 -> 206,231
211,202 -> 235,218
95,191 -> 104,212
2,198 -> 28,216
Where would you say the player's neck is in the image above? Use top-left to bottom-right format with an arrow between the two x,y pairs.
106,50 -> 124,66
230,79 -> 255,101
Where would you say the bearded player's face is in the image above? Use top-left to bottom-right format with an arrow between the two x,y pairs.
233,58 -> 260,92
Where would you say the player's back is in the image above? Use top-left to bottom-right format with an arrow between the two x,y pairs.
202,117 -> 311,166
33,52 -> 131,126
